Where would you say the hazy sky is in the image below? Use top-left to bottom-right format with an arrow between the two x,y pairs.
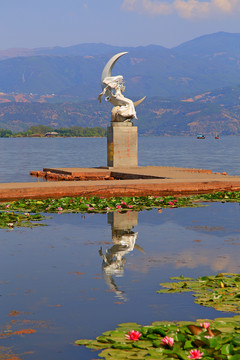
1,0 -> 240,50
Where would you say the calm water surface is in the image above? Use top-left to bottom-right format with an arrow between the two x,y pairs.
1,136 -> 240,359
0,136 -> 240,182
1,204 -> 240,359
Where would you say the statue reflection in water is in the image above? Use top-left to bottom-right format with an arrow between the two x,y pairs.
99,212 -> 144,301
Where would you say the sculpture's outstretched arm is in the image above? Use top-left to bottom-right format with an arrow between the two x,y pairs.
98,86 -> 107,103
98,92 -> 103,103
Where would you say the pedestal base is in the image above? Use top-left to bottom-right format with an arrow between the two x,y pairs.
107,122 -> 138,168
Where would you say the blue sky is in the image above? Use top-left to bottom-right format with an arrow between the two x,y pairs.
1,0 -> 240,50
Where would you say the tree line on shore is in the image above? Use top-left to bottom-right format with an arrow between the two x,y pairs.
0,125 -> 107,138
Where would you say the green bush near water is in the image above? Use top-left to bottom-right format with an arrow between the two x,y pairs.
0,125 -> 107,137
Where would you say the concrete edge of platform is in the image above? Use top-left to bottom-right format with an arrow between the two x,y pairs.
1,180 -> 240,201
1,166 -> 240,202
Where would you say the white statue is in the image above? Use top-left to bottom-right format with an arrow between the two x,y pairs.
98,52 -> 145,122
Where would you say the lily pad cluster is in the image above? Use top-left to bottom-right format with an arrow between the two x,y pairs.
1,191 -> 240,216
0,195 -> 192,229
196,191 -> 240,202
0,211 -> 47,229
75,317 -> 240,359
0,195 -> 199,215
1,190 -> 240,229
158,273 -> 240,314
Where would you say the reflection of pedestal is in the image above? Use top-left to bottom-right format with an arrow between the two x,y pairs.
108,211 -> 138,230
107,122 -> 138,168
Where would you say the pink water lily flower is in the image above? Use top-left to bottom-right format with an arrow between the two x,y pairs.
125,330 -> 142,341
188,349 -> 204,359
116,205 -> 121,209
168,201 -> 174,206
57,207 -> 63,211
161,336 -> 174,347
128,205 -> 133,208
121,201 -> 127,205
200,322 -> 210,329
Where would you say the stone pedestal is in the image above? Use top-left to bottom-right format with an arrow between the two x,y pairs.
107,122 -> 138,168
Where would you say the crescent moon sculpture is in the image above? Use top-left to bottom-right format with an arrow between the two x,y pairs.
98,52 -> 145,122
101,52 -> 128,90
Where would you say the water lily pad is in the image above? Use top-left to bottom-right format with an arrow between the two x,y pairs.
132,340 -> 153,349
158,273 -> 240,314
118,322 -> 141,328
0,210 -> 48,229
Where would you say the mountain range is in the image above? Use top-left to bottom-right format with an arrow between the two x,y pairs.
0,32 -> 240,99
0,83 -> 240,135
0,32 -> 240,135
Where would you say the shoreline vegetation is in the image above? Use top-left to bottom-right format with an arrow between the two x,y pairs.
0,125 -> 107,138
0,124 -> 240,138
0,191 -> 240,229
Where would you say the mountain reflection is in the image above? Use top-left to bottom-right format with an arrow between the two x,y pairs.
99,212 -> 141,301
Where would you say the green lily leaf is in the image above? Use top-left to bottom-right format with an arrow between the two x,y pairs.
221,342 -> 234,355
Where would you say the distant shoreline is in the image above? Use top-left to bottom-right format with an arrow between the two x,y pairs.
0,136 -> 106,139
0,125 -> 107,138
1,134 -> 240,139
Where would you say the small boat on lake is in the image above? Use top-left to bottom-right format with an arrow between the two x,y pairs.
215,134 -> 219,139
197,134 -> 205,139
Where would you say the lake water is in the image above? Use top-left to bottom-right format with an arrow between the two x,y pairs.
1,204 -> 240,360
0,135 -> 240,183
1,136 -> 240,360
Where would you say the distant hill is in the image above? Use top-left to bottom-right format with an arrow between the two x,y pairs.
173,32 -> 240,58
137,87 -> 240,136
1,84 -> 240,135
0,32 -> 240,99
0,43 -> 131,61
0,43 -> 166,60
0,101 -> 111,132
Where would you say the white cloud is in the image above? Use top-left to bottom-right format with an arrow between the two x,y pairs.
122,0 -> 173,14
174,0 -> 210,18
121,0 -> 240,18
212,0 -> 236,13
